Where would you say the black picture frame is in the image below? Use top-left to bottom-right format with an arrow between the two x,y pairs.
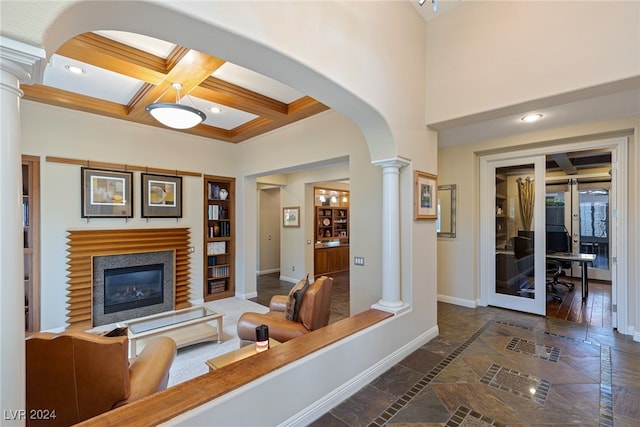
141,173 -> 183,218
81,167 -> 133,218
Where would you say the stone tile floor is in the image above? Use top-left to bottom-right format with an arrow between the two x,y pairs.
310,302 -> 640,426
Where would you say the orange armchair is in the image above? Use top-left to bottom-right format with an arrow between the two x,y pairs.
237,275 -> 333,343
26,330 -> 176,427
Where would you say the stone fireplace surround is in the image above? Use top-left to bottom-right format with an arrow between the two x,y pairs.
92,250 -> 174,326
65,228 -> 191,329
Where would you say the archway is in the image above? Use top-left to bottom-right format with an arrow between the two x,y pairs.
41,0 -> 397,161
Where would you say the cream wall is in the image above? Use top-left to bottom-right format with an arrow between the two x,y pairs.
425,1 -> 640,125
437,116 -> 640,335
235,111 -> 390,315
257,187 -> 280,275
20,101 -> 237,329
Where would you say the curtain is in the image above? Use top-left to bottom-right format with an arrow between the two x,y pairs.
517,177 -> 535,231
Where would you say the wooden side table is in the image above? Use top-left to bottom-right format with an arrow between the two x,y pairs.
206,338 -> 280,371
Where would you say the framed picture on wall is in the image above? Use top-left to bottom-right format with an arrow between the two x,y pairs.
414,170 -> 437,220
81,167 -> 133,218
283,206 -> 300,227
141,173 -> 182,218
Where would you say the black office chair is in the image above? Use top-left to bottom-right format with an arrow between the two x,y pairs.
513,236 -> 564,302
546,260 -> 564,302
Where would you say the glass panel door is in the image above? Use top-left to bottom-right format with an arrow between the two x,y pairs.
575,183 -> 611,281
487,156 -> 546,315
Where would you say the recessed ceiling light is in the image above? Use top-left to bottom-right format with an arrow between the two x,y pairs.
209,107 -> 223,114
521,113 -> 543,122
65,64 -> 85,75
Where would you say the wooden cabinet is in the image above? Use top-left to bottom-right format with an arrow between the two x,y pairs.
23,155 -> 40,333
203,175 -> 235,301
314,245 -> 349,276
315,207 -> 349,242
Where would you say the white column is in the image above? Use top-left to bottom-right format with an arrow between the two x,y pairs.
0,37 -> 45,423
371,157 -> 410,314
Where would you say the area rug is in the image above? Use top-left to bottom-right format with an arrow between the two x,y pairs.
167,297 -> 269,387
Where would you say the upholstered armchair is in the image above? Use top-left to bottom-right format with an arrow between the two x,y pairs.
237,275 -> 333,343
26,330 -> 176,427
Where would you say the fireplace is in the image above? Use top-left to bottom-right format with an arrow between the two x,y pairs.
104,264 -> 164,314
65,228 -> 191,329
93,250 -> 174,326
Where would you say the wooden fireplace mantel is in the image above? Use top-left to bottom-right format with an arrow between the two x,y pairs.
65,228 -> 192,329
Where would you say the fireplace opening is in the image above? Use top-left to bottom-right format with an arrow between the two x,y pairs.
104,264 -> 164,314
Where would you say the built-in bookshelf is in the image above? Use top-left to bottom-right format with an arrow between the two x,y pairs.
23,155 -> 40,333
315,207 -> 349,242
203,175 -> 235,301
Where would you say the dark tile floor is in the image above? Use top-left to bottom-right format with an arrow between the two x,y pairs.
311,303 -> 640,427
254,273 -> 640,426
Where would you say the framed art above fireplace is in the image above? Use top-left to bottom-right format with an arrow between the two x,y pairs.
141,173 -> 183,218
81,167 -> 133,218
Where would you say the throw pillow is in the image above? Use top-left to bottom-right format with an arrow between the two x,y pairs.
291,277 -> 310,322
284,274 -> 309,321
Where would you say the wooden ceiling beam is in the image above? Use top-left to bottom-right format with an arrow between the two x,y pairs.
126,49 -> 226,120
57,33 -> 169,85
192,77 -> 288,118
22,84 -> 129,117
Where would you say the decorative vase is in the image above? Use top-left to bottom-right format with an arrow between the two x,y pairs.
212,184 -> 220,199
219,188 -> 228,200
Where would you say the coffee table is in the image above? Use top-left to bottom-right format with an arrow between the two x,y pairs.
205,338 -> 280,371
122,305 -> 223,357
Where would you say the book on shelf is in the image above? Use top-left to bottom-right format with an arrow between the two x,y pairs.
207,241 -> 226,255
208,280 -> 226,294
208,264 -> 230,278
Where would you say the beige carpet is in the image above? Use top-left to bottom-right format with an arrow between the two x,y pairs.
167,297 -> 269,387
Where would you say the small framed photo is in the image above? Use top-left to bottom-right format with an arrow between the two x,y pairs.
81,167 -> 133,218
141,173 -> 182,218
414,170 -> 438,220
283,206 -> 300,227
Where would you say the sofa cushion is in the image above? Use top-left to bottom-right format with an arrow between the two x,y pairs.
284,274 -> 309,321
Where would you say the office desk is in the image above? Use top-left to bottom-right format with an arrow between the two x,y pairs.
546,252 -> 596,301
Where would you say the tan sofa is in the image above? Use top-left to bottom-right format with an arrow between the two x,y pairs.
26,330 -> 176,426
237,275 -> 333,343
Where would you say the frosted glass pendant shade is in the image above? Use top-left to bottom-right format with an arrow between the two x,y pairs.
146,103 -> 206,129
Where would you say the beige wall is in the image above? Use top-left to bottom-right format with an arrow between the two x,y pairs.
258,187 -> 281,275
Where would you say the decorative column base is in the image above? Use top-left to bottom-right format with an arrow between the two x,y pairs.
372,300 -> 411,315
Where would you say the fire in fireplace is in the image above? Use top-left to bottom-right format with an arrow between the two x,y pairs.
104,264 -> 164,314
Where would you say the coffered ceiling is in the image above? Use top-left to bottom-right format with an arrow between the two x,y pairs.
22,31 -> 330,143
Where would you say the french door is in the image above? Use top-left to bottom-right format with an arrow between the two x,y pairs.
546,179 -> 612,281
481,154 -> 546,315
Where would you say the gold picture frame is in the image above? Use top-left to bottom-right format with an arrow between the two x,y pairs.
414,170 -> 437,220
283,206 -> 300,227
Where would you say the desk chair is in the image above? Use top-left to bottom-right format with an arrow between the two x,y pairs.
546,260 -> 564,302
513,236 -> 565,301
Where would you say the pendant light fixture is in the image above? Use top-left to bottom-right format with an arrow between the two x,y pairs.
146,83 -> 206,129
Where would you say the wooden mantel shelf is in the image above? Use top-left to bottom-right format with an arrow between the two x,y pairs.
78,308 -> 393,426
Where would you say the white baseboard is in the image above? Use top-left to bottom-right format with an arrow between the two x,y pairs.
281,324 -> 440,427
257,268 -> 280,276
437,294 -> 477,308
278,275 -> 299,284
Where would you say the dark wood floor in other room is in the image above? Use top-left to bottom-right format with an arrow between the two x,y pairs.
546,277 -> 612,327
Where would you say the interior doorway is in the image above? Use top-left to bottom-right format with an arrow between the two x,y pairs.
480,137 -> 628,332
